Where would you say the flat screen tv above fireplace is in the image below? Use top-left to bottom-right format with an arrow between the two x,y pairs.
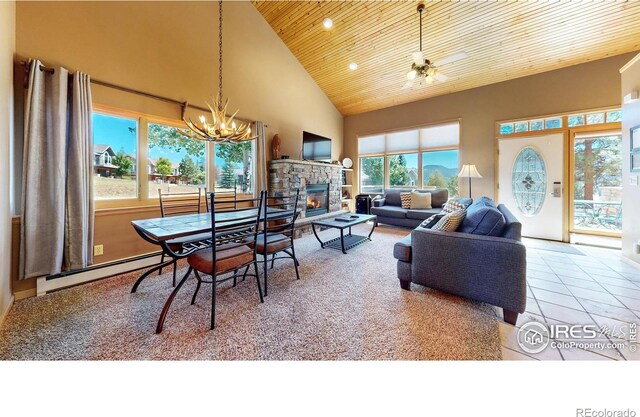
302,131 -> 331,162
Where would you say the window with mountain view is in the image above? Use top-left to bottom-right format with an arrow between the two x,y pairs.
422,149 -> 459,197
93,113 -> 138,200
147,123 -> 206,198
358,121 -> 459,194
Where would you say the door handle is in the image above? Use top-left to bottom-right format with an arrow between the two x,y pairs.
551,181 -> 562,197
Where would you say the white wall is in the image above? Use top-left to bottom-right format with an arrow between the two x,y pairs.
0,0 -> 16,321
621,53 -> 640,264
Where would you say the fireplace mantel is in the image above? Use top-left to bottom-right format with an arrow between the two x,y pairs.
268,159 -> 342,219
269,159 -> 341,168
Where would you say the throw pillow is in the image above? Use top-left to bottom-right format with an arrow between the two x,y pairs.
410,191 -> 432,209
400,192 -> 412,209
420,214 -> 444,229
442,197 -> 472,214
432,209 -> 467,232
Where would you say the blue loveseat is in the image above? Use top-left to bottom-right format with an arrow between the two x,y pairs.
370,188 -> 449,228
393,197 -> 527,325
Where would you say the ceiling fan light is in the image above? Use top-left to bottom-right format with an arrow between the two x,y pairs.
407,70 -> 417,80
425,76 -> 434,84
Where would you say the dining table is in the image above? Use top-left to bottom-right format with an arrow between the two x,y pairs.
130,207 -> 289,333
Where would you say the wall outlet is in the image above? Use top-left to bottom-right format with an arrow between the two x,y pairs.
94,244 -> 104,256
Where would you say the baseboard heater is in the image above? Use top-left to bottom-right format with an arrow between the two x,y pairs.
37,252 -> 163,296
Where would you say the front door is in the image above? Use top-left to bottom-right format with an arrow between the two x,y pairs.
498,133 -> 565,241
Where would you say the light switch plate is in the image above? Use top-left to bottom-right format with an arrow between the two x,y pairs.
631,176 -> 639,186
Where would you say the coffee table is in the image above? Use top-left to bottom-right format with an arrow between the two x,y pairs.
311,214 -> 377,254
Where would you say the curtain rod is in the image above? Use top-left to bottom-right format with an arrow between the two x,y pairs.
20,60 -> 264,126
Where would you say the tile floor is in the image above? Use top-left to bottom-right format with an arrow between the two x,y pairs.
499,239 -> 640,360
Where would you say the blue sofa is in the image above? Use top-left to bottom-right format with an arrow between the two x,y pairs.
370,188 -> 449,228
393,197 -> 527,325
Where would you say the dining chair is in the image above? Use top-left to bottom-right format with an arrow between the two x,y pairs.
259,189 -> 301,296
158,188 -> 211,286
187,191 -> 265,330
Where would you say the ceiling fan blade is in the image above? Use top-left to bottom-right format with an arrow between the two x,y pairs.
434,72 -> 449,82
402,79 -> 415,90
432,52 -> 468,67
411,51 -> 424,66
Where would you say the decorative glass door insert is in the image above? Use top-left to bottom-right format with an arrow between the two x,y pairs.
512,147 -> 547,217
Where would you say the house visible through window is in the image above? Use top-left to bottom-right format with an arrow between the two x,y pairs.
92,113 -> 138,200
358,121 -> 460,195
147,123 -> 206,198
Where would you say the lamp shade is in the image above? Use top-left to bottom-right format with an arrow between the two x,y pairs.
458,164 -> 483,178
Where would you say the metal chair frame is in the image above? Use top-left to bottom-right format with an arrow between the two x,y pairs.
155,192 -> 265,332
157,188 -> 211,286
259,189 -> 301,296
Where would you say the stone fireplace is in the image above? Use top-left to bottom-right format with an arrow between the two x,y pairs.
305,183 -> 330,217
268,159 -> 342,220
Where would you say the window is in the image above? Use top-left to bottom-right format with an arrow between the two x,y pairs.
360,156 -> 384,194
568,115 -> 585,127
92,113 -> 138,200
586,112 -> 605,125
214,142 -> 254,193
499,109 -> 621,137
514,121 -> 528,133
147,123 -> 206,198
388,153 -> 418,188
499,123 -> 514,135
422,149 -> 459,197
545,118 -> 562,129
529,120 -> 544,131
358,121 -> 460,194
606,110 -> 622,123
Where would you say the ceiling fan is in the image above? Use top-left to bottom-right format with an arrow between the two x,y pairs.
403,3 -> 468,90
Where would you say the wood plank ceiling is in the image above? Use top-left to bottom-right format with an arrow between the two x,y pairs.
252,0 -> 640,116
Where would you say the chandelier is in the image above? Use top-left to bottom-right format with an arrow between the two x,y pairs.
179,0 -> 256,143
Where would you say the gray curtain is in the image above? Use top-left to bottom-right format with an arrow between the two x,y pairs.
20,60 -> 94,280
253,121 -> 267,195
65,72 -> 94,270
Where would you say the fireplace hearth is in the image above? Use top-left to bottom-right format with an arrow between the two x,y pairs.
306,183 -> 329,217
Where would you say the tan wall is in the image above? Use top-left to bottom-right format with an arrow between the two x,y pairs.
0,1 -> 15,321
621,53 -> 640,264
15,1 -> 343,160
12,1 -> 342,294
344,53 -> 636,200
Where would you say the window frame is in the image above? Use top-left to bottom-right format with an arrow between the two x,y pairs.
357,120 -> 461,195
93,105 -> 215,209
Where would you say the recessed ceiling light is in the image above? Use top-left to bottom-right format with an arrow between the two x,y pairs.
323,18 -> 333,29
349,62 -> 358,71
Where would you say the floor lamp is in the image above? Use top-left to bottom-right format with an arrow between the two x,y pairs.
457,164 -> 482,199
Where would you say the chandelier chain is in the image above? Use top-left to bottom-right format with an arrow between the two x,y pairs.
218,0 -> 223,106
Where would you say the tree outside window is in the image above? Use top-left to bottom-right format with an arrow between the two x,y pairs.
147,123 -> 206,197
215,142 -> 253,193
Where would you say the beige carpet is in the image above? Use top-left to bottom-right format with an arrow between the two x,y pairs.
0,224 -> 501,360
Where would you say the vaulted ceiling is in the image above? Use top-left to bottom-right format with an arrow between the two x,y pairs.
252,1 -> 640,116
